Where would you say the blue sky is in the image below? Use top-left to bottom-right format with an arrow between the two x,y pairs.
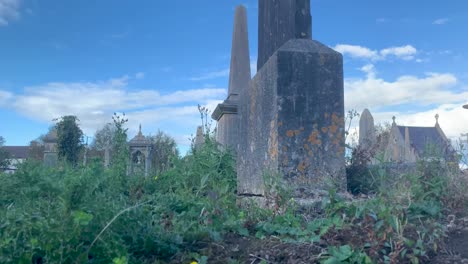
0,0 -> 467,153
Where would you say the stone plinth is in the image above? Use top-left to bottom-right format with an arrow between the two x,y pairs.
212,101 -> 238,150
238,39 -> 346,197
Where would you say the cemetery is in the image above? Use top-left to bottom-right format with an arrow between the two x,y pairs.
1,1 -> 468,263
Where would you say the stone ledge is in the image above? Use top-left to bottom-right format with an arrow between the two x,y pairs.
211,101 -> 238,121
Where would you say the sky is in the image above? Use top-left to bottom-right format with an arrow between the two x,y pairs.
0,0 -> 467,154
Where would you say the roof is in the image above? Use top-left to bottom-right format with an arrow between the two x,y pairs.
2,146 -> 29,159
43,129 -> 58,143
129,125 -> 151,147
396,126 -> 452,157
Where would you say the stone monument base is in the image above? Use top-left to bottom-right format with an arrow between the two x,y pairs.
237,38 -> 346,200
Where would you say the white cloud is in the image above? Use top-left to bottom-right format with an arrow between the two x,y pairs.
0,0 -> 21,26
433,18 -> 449,25
334,44 -> 418,61
376,18 -> 387,23
345,63 -> 468,143
345,67 -> 463,110
135,72 -> 145,79
189,69 -> 230,81
380,45 -> 417,60
0,90 -> 13,105
334,44 -> 379,60
7,76 -> 226,148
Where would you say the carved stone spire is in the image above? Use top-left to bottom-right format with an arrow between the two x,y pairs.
228,5 -> 251,98
257,0 -> 312,70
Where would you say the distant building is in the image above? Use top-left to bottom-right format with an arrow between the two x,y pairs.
43,129 -> 59,167
1,146 -> 29,173
128,125 -> 152,177
359,109 -> 457,164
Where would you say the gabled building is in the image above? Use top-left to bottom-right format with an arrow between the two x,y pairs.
384,115 -> 456,163
359,109 -> 457,164
1,146 -> 29,173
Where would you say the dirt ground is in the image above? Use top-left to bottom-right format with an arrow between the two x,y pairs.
431,214 -> 468,264
170,217 -> 468,264
169,208 -> 468,264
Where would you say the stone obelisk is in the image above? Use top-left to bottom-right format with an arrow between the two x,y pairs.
212,5 -> 251,151
237,0 -> 346,200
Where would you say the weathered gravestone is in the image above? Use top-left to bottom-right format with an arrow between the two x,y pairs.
194,126 -> 205,150
237,0 -> 346,202
212,5 -> 251,151
359,108 -> 376,150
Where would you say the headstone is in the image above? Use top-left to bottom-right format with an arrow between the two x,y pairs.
238,0 -> 346,201
358,109 -> 376,149
194,126 -> 205,149
257,0 -> 312,70
212,5 -> 251,151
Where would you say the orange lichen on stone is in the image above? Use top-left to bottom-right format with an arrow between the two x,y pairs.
331,113 -> 339,122
268,120 -> 278,160
329,124 -> 338,134
286,130 -> 295,138
304,144 -> 310,150
297,161 -> 306,173
319,53 -> 326,66
332,139 -> 340,146
321,127 -> 328,133
294,130 -> 301,136
278,121 -> 283,127
338,147 -> 345,154
308,130 -> 321,145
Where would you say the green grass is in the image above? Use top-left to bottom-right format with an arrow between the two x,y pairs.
0,135 -> 466,263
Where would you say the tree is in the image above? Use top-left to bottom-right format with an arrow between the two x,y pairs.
90,123 -> 116,166
92,123 -> 116,151
0,136 -> 10,170
55,116 -> 84,165
149,130 -> 179,175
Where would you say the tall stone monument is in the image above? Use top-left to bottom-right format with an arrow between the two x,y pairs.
237,0 -> 345,200
212,5 -> 251,151
257,0 -> 312,70
359,109 -> 376,150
